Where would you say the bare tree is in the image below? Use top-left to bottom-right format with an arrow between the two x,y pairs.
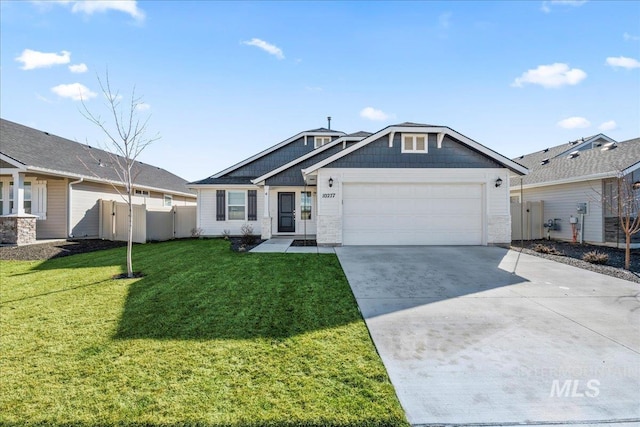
80,73 -> 160,278
606,174 -> 640,270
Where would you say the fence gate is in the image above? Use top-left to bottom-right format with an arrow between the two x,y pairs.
511,201 -> 544,240
99,200 -> 147,243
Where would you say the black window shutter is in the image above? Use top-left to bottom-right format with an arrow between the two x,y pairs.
216,190 -> 225,221
247,190 -> 257,221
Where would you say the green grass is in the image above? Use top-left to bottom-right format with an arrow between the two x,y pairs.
0,239 -> 408,427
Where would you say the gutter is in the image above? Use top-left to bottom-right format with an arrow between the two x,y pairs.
68,177 -> 83,237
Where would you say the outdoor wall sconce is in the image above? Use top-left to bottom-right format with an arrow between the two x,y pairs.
329,177 -> 334,188
495,177 -> 503,188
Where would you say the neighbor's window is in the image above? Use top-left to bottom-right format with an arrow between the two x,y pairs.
163,194 -> 173,207
0,182 -> 3,214
134,189 -> 150,197
402,134 -> 428,153
314,136 -> 332,149
301,191 -> 312,220
228,191 -> 246,220
8,181 -> 31,213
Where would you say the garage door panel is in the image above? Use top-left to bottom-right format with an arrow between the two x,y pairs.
343,183 -> 483,245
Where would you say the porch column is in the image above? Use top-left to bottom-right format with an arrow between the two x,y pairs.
11,171 -> 25,215
262,185 -> 272,239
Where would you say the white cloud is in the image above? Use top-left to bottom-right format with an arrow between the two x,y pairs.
242,38 -> 284,59
68,63 -> 88,73
623,32 -> 640,42
557,116 -> 591,129
512,63 -> 587,88
15,49 -> 71,70
135,103 -> 150,111
40,0 -> 145,21
598,120 -> 617,131
541,0 -> 587,13
51,83 -> 97,101
606,56 -> 640,69
360,107 -> 390,121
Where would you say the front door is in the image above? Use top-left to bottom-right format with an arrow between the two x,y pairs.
278,192 -> 295,233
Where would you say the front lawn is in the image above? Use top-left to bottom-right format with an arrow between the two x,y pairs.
0,239 -> 407,427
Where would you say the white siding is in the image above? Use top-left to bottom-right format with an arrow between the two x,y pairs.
198,187 -> 263,236
511,179 -> 604,243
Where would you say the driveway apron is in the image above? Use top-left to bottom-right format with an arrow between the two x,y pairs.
335,246 -> 640,426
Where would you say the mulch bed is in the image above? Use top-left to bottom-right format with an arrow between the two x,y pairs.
291,239 -> 317,247
512,239 -> 640,283
227,237 -> 265,252
0,239 -> 127,261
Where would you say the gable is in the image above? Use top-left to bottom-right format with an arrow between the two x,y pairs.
322,133 -> 503,169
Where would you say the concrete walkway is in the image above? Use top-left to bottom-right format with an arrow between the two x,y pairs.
250,238 -> 335,254
336,246 -> 640,426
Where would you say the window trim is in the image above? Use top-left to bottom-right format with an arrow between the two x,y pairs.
401,134 -> 428,154
227,190 -> 246,221
163,194 -> 173,207
314,136 -> 332,149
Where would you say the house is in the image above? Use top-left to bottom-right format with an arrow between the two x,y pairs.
188,122 -> 528,246
0,118 -> 196,244
509,134 -> 640,246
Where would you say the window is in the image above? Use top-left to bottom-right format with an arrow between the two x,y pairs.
163,194 -> 173,207
0,182 -> 3,215
228,191 -> 246,220
8,181 -> 31,213
301,191 -> 312,220
314,136 -> 332,149
401,134 -> 428,153
134,189 -> 150,197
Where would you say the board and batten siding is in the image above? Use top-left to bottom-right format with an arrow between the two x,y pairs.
36,177 -> 67,239
197,187 -> 264,236
515,179 -> 604,243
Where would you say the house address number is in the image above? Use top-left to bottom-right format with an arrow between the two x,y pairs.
322,193 -> 336,198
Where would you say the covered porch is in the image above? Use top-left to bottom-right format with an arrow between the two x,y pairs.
260,185 -> 317,240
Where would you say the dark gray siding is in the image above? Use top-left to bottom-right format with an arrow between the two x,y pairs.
326,134 -> 503,169
266,144 -> 345,186
228,136 -> 337,179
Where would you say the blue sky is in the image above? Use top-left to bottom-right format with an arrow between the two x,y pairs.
1,0 -> 639,182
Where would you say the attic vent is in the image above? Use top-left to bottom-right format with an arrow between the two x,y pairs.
569,140 -> 579,145
540,158 -> 550,165
568,151 -> 579,159
601,142 -> 617,151
542,148 -> 549,153
518,155 -> 524,159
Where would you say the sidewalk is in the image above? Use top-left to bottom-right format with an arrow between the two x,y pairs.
250,238 -> 335,254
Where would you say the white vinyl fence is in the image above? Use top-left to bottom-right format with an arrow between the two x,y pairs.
511,201 -> 544,241
99,200 -> 196,243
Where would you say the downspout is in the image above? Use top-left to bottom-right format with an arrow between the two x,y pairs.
68,178 -> 83,237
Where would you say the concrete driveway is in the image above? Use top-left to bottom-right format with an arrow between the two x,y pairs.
335,246 -> 640,426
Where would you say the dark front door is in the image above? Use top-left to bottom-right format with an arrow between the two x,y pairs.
278,192 -> 295,233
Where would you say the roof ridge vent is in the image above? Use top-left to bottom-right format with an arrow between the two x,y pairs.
540,158 -> 550,165
542,148 -> 549,153
601,142 -> 617,151
568,151 -> 579,159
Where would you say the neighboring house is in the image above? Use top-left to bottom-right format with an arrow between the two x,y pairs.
188,122 -> 527,246
0,118 -> 196,241
509,134 -> 640,246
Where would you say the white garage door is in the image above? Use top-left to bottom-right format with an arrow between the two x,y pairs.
342,183 -> 484,245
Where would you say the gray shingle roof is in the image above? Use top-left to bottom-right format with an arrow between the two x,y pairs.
511,137 -> 640,186
305,127 -> 342,133
1,118 -> 194,196
392,122 -> 439,127
347,131 -> 373,138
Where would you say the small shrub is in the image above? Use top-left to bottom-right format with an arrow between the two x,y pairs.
221,229 -> 231,240
190,227 -> 203,238
532,243 -> 564,256
240,223 -> 256,245
583,251 -> 608,265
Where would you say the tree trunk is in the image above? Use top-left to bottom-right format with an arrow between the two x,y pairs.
127,193 -> 133,278
625,232 -> 631,270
